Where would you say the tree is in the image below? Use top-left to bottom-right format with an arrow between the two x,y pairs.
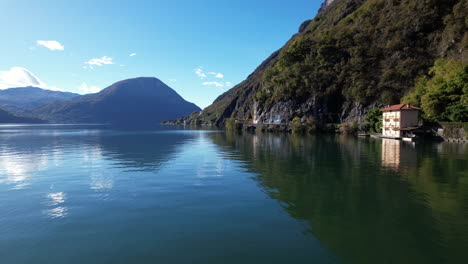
364,108 -> 382,133
402,59 -> 467,122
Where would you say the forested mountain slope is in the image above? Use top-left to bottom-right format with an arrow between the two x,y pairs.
0,87 -> 79,113
176,0 -> 467,126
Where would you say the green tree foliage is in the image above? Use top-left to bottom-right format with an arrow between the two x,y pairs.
339,122 -> 359,135
225,118 -> 238,130
257,0 -> 467,109
289,116 -> 319,133
289,116 -> 304,133
358,122 -> 371,133
364,108 -> 382,133
402,59 -> 468,122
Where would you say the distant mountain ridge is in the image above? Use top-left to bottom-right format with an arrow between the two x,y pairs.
0,87 -> 79,113
0,108 -> 43,124
35,77 -> 201,124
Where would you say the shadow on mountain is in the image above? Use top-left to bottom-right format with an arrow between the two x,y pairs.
0,108 -> 44,124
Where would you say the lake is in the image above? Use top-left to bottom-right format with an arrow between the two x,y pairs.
0,125 -> 467,264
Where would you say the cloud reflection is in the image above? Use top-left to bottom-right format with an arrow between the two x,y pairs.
43,192 -> 67,218
46,192 -> 66,206
43,206 -> 67,218
0,153 -> 49,189
80,144 -> 115,191
89,171 -> 113,190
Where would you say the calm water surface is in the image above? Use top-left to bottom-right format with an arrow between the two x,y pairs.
0,125 -> 467,264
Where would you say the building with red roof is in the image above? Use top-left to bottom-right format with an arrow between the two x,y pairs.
381,104 -> 421,138
381,104 -> 421,111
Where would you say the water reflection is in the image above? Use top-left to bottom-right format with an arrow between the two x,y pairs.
0,152 -> 49,189
1,126 -> 467,264
43,192 -> 68,218
195,156 -> 229,179
208,132 -> 468,264
46,192 -> 66,206
0,125 -> 200,225
0,126 -> 197,191
381,139 -> 418,170
43,206 -> 67,218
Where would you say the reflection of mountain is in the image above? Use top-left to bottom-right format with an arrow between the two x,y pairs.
0,125 -> 194,190
95,130 -> 194,172
208,132 -> 468,264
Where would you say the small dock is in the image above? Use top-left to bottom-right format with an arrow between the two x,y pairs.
370,134 -> 402,140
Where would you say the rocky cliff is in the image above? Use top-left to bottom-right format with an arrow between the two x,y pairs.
319,0 -> 337,12
174,0 -> 467,127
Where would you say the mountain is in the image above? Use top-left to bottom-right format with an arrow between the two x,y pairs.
175,0 -> 467,126
0,108 -> 43,123
319,0 -> 336,12
0,87 -> 79,113
35,77 -> 201,124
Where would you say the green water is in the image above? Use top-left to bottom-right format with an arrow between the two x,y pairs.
0,125 -> 467,263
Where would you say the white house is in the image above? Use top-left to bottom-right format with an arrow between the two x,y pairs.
381,104 -> 421,138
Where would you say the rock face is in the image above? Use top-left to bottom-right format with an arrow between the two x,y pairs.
174,0 -> 467,127
0,87 -> 79,113
437,124 -> 467,142
318,0 -> 337,12
35,77 -> 201,124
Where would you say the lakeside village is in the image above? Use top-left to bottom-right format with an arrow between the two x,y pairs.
224,104 -> 467,143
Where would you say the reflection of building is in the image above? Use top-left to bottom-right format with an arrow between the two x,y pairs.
381,104 -> 420,138
381,139 -> 401,168
381,139 -> 417,170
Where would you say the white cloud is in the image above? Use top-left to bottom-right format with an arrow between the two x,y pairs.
208,72 -> 224,78
203,81 -> 225,87
168,79 -> 177,83
79,83 -> 101,94
129,53 -> 137,57
202,81 -> 234,88
0,67 -> 47,89
195,67 -> 207,78
36,40 -> 64,51
196,68 -> 225,79
84,56 -> 114,69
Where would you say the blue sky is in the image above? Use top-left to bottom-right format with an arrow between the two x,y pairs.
0,0 -> 323,108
